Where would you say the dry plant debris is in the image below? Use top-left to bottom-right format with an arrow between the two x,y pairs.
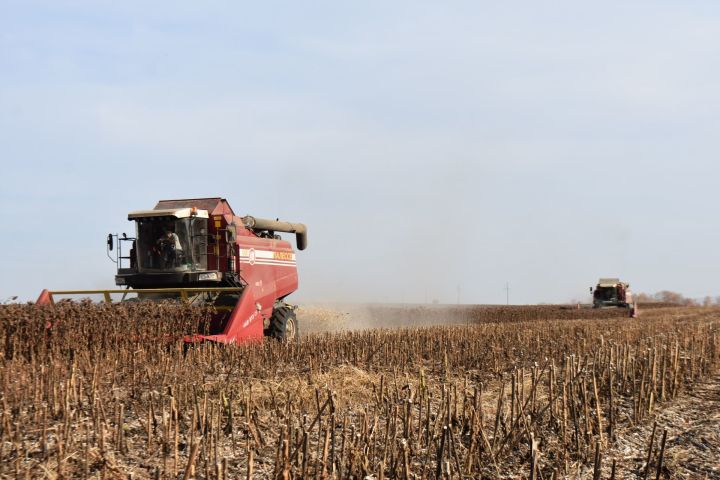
0,302 -> 718,479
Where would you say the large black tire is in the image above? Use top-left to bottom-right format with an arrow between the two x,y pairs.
266,306 -> 299,342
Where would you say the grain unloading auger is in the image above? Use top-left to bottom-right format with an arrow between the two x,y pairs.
36,197 -> 308,343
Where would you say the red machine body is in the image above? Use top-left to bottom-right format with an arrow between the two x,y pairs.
37,198 -> 308,344
590,277 -> 637,317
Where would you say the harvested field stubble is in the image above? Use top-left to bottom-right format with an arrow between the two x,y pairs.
0,303 -> 718,479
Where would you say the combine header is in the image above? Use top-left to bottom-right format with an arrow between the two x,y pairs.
36,198 -> 307,343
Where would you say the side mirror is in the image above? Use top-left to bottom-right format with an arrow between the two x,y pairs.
107,234 -> 114,251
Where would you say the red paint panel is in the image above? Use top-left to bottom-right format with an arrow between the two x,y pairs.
224,287 -> 264,341
36,289 -> 52,305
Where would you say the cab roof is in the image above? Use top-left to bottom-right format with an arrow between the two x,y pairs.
597,278 -> 628,287
154,198 -> 235,216
128,208 -> 209,220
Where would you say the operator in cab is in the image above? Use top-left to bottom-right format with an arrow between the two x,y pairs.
157,229 -> 183,268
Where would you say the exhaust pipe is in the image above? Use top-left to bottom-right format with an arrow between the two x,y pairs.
242,216 -> 308,250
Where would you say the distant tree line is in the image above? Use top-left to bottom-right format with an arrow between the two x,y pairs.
634,291 -> 718,306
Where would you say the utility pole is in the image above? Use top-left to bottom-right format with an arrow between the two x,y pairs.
456,285 -> 461,305
505,282 -> 510,305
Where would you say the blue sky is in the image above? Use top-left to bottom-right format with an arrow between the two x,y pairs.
2,1 -> 720,303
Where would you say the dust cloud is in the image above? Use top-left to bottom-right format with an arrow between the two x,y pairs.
296,302 -> 638,335
298,303 -> 489,334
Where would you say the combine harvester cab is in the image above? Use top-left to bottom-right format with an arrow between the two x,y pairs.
37,197 -> 307,343
590,277 -> 637,317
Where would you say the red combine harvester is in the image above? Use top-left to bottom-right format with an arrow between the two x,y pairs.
36,198 -> 308,343
590,277 -> 637,317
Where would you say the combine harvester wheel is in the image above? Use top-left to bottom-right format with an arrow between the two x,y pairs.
266,305 -> 299,342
